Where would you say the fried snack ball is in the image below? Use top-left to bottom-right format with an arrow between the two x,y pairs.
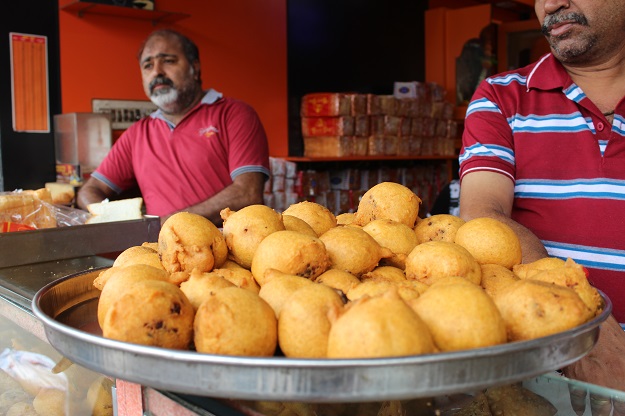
408,281 -> 507,351
258,270 -> 315,317
211,267 -> 260,294
512,257 -> 567,279
480,263 -> 520,299
194,287 -> 277,356
102,279 -> 195,349
97,264 -> 170,327
282,214 -> 317,237
93,245 -> 166,290
413,214 -> 466,244
5,402 -> 38,416
361,265 -> 406,283
454,217 -> 522,269
179,269 -> 236,310
346,279 -> 422,303
313,269 -> 361,295
86,377 -> 114,416
0,371 -> 22,392
278,284 -> 345,358
529,258 -> 602,316
113,245 -> 164,270
0,390 -> 31,414
221,205 -> 285,269
327,290 -> 435,358
362,219 -> 418,269
158,212 -> 228,274
493,280 -> 592,341
282,201 -> 337,236
405,241 -> 482,286
354,182 -> 421,228
251,230 -> 330,286
336,212 -> 356,226
142,241 -> 159,251
33,388 -> 65,416
319,226 -> 393,277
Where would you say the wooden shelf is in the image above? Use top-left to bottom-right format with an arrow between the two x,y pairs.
60,1 -> 189,25
285,155 -> 457,163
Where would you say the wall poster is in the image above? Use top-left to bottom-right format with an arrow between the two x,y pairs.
9,32 -> 50,133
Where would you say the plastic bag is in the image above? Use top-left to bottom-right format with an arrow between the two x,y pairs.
0,348 -> 68,395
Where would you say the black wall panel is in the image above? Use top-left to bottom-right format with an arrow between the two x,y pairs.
0,1 -> 61,191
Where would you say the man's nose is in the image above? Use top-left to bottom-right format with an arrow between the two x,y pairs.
540,0 -> 570,16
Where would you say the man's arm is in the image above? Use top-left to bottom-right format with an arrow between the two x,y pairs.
459,170 -> 548,263
163,172 -> 266,227
460,170 -> 625,391
76,176 -> 117,211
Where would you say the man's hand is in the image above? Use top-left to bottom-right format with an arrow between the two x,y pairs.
563,315 -> 625,390
76,176 -> 116,211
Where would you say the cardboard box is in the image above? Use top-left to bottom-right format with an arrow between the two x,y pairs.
303,136 -> 351,157
300,93 -> 351,117
301,116 -> 354,137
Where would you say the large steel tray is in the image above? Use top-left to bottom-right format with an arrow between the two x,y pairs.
32,267 -> 612,402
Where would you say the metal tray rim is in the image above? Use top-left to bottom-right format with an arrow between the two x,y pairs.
31,267 -> 612,401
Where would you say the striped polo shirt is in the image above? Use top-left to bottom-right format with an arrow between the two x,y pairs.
459,53 -> 625,322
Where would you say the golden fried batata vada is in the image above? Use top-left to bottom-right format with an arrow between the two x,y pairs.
97,264 -> 170,327
158,212 -> 228,274
413,214 -> 466,244
258,269 -> 315,318
313,269 -> 361,295
454,217 -> 522,269
479,263 -> 519,299
346,279 -> 422,303
179,269 -> 236,310
528,258 -> 602,316
251,230 -> 330,286
336,212 -> 356,226
319,225 -> 393,277
87,377 -> 114,416
282,214 -> 317,237
194,287 -> 277,356
327,289 -> 435,358
33,388 -> 65,416
220,205 -> 285,269
361,265 -> 406,283
211,267 -> 260,294
113,245 -> 165,270
102,279 -> 194,349
142,241 -> 158,251
512,257 -> 566,279
282,201 -> 337,236
278,283 -> 344,358
492,279 -> 592,341
354,182 -> 421,228
409,281 -> 507,351
405,241 -> 481,285
362,219 -> 418,269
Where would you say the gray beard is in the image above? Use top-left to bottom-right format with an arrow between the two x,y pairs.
150,88 -> 179,110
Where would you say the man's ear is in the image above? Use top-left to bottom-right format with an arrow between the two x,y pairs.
192,61 -> 201,82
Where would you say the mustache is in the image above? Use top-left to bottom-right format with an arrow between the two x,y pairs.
149,76 -> 174,93
541,12 -> 588,36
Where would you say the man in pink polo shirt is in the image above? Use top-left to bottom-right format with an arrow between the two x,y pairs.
77,29 -> 270,226
459,0 -> 625,392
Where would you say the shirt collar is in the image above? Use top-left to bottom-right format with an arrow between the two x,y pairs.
525,53 -> 572,91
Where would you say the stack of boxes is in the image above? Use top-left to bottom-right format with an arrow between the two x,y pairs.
263,157 -> 449,216
300,82 -> 457,158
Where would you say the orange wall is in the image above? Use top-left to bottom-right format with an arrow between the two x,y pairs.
58,0 -> 289,156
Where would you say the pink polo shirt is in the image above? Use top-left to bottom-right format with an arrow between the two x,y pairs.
92,90 -> 270,217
